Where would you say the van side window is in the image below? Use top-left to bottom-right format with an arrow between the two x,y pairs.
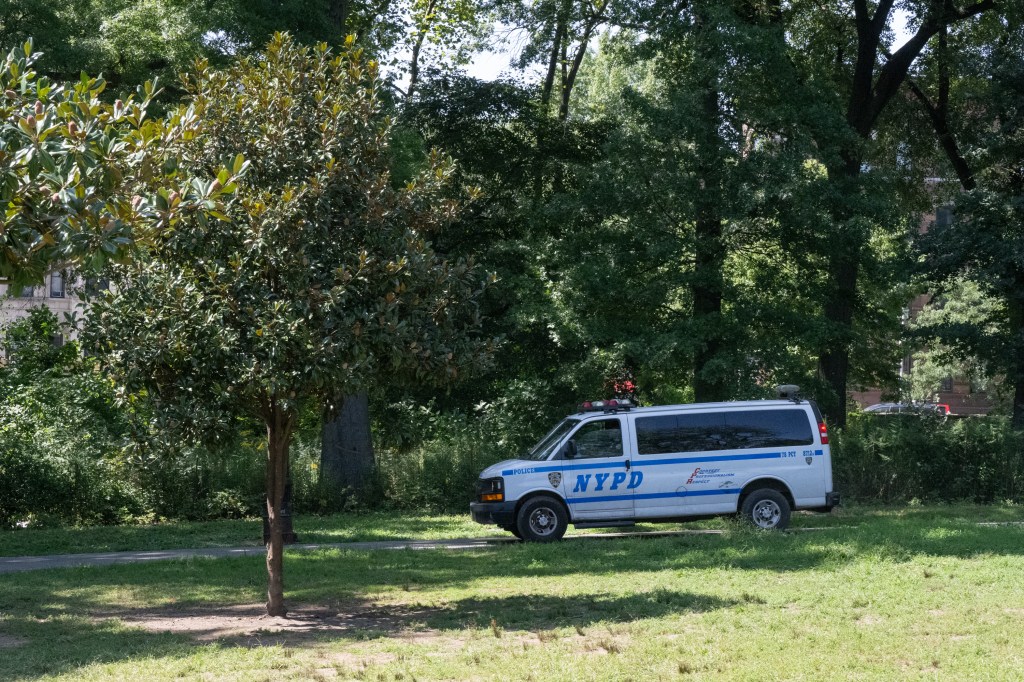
636,413 -> 724,454
636,409 -> 813,454
571,419 -> 624,459
723,410 -> 814,449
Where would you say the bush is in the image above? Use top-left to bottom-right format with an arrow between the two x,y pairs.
0,308 -> 267,528
0,374 -> 147,527
371,382 -> 562,512
834,413 -> 1024,503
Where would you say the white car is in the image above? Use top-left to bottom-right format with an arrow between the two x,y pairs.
470,388 -> 839,541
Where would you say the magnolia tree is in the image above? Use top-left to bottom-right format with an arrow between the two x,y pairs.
84,34 -> 492,616
0,41 -> 236,286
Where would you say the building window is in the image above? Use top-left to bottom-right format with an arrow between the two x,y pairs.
50,272 -> 65,298
935,206 -> 954,228
19,286 -> 34,298
940,377 -> 954,392
84,278 -> 109,297
52,334 -> 64,348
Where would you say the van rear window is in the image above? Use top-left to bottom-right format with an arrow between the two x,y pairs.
636,409 -> 813,455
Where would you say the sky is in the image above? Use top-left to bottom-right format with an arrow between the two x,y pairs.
459,9 -> 917,83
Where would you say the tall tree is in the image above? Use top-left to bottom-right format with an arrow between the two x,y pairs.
788,0 -> 997,425
918,27 -> 1024,427
403,0 -> 487,100
85,35 -> 492,615
547,2 -> 851,402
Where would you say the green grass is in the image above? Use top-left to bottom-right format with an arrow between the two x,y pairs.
1,504 -> 1024,680
0,512 -> 492,557
3,501 -> 1024,558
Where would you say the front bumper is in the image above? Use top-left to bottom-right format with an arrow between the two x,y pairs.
470,500 -> 517,527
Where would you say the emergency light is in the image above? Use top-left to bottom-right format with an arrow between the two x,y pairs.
578,398 -> 635,412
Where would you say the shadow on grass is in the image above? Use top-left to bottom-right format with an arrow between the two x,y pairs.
1,513 -> 1022,679
0,614 -> 200,681
0,587 -> 738,679
281,515 -> 1024,595
415,590 -> 740,631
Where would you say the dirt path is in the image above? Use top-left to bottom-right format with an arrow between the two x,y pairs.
0,529 -> 733,574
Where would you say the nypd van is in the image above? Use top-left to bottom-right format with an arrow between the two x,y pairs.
470,386 -> 839,541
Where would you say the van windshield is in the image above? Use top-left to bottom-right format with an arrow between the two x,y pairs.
522,418 -> 579,461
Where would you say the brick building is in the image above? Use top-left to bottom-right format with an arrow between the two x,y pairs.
849,207 -> 994,415
0,272 -> 82,349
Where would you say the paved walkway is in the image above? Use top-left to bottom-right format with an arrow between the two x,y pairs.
0,529 -> 732,574
3,521 -> 1017,575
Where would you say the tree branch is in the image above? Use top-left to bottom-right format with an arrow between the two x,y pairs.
904,77 -> 976,190
867,0 -> 995,132
871,0 -> 897,34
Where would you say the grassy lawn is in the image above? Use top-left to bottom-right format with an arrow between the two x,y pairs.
1,504 -> 1023,680
0,512 -> 498,557
4,501 -> 1023,558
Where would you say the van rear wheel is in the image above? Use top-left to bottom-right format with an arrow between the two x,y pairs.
741,489 -> 791,530
516,496 -> 568,542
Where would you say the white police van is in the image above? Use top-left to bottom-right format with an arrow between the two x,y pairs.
470,386 -> 838,541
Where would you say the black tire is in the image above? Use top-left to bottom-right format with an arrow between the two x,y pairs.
515,496 -> 568,542
740,489 -> 791,530
501,524 -> 524,540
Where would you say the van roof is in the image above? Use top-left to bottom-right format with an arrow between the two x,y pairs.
575,400 -> 810,417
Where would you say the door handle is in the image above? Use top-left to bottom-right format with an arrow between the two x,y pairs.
625,459 -> 631,470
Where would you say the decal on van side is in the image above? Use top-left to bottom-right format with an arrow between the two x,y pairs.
572,471 -> 644,492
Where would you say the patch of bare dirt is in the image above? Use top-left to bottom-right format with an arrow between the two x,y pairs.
0,635 -> 27,649
105,602 -> 449,647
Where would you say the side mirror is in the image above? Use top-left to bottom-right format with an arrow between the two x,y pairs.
562,440 -> 578,459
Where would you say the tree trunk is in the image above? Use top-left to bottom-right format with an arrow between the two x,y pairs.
540,15 -> 565,110
814,0 -> 996,428
818,155 -> 863,428
320,392 -> 375,501
690,6 -> 728,403
328,0 -> 349,33
692,85 -> 727,403
265,400 -> 294,617
1013,367 -> 1024,432
405,0 -> 437,101
1009,298 -> 1024,431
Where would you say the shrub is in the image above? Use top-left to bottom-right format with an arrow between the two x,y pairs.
371,381 -> 563,512
0,308 -> 267,527
833,413 -> 1024,503
0,374 -> 146,527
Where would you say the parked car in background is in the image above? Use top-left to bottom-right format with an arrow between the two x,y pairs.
863,402 -> 950,415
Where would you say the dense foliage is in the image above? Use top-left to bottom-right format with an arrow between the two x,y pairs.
835,414 -> 1024,503
4,0 -> 1024,542
0,40 -> 236,286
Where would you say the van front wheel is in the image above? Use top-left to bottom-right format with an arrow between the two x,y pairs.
516,496 -> 568,542
501,524 -> 524,540
741,489 -> 791,530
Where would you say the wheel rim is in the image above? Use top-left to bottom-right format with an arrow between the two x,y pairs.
528,506 -> 559,536
751,499 -> 781,529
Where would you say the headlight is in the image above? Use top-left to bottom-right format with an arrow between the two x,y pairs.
476,477 -> 504,503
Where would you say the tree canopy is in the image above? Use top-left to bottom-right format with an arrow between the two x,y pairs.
83,34 -> 492,614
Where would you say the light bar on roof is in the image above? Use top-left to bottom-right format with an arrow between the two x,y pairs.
578,398 -> 634,412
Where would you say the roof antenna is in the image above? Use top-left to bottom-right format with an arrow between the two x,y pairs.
776,384 -> 801,403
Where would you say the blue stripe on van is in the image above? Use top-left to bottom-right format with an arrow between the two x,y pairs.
566,489 -> 743,505
500,448 -> 824,476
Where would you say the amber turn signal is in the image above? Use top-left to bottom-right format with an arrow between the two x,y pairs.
480,492 -> 504,503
